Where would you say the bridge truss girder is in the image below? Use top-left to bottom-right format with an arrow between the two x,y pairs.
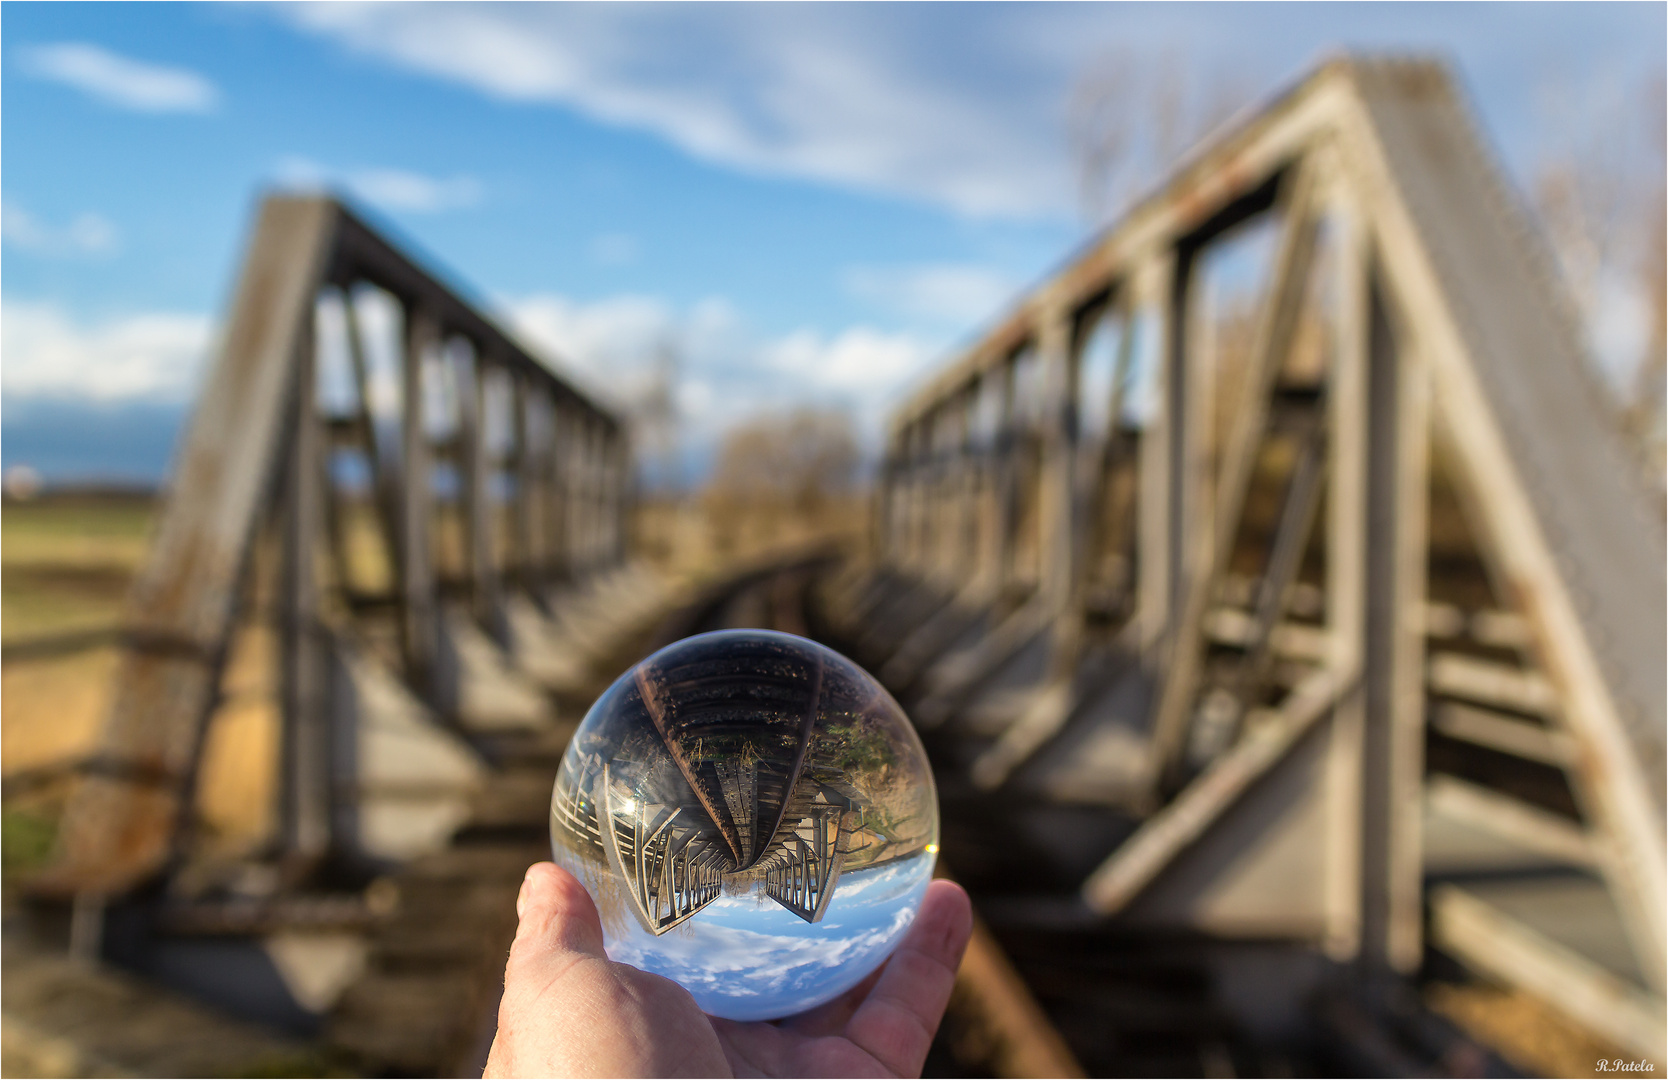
39,197 -> 632,900
759,802 -> 860,924
858,57 -> 1665,1060
599,766 -> 726,935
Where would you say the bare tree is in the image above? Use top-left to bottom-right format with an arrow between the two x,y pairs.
704,408 -> 859,515
1623,74 -> 1666,481
698,408 -> 862,558
1067,55 -> 1140,226
1067,48 -> 1252,225
634,336 -> 682,493
1531,69 -> 1666,483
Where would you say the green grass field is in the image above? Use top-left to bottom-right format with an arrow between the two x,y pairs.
2,496 -> 158,871
2,496 -> 155,646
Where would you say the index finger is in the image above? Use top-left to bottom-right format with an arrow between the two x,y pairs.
842,879 -> 973,1076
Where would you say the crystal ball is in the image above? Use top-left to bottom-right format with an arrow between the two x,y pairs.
549,629 -> 940,1021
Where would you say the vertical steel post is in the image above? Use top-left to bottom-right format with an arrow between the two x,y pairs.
956,388 -> 980,579
512,377 -> 540,594
1036,308 -> 1078,612
1359,272 -> 1429,975
1135,252 -> 1177,658
279,305 -> 333,868
400,308 -> 440,697
462,352 -> 505,642
1324,174 -> 1368,962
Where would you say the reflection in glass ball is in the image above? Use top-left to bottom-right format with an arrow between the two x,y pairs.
549,629 -> 940,1021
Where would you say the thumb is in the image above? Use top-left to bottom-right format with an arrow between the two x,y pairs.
512,862 -> 609,963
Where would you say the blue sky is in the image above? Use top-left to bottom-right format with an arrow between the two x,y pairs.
3,2 -> 1662,484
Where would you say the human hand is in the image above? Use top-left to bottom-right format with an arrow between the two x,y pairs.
483,862 -> 973,1078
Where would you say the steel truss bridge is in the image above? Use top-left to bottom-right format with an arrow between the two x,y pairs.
13,56 -> 1663,1077
597,774 -> 727,936
550,732 -> 865,935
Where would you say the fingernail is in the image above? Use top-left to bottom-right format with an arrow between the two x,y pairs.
516,878 -> 530,919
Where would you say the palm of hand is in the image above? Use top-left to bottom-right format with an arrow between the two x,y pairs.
484,863 -> 972,1079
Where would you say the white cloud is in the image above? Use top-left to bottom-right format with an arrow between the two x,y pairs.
760,325 -> 938,449
502,291 -> 940,453
1,300 -> 213,403
504,292 -> 674,400
2,203 -> 119,257
18,42 -> 219,113
350,169 -> 481,213
276,157 -> 483,214
843,263 -> 1019,326
277,4 -> 1081,218
764,326 -> 936,397
598,858 -> 932,1021
1586,266 -> 1653,395
0,286 -> 937,473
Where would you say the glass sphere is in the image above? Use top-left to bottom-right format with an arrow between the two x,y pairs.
549,629 -> 940,1021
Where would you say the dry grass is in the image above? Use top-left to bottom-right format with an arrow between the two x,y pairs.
2,498 -> 152,646
1,495 -> 277,861
1427,981 -> 1637,1078
1,649 -> 122,777
193,623 -> 281,855
635,494 -> 868,575
3,498 -> 154,783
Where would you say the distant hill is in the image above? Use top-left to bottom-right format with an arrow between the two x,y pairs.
1,398 -> 183,489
